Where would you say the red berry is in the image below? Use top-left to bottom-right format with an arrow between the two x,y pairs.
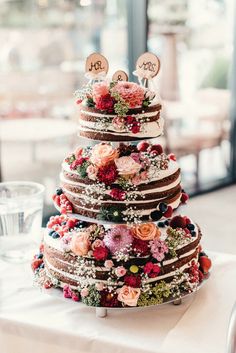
39,243 -> 44,253
198,270 -> 204,282
199,256 -> 212,274
55,196 -> 61,207
163,205 -> 173,218
44,280 -> 53,289
31,259 -> 43,271
137,141 -> 149,152
66,219 -> 77,229
170,215 -> 187,229
184,216 -> 191,224
181,192 -> 189,203
52,194 -> 57,201
61,207 -> 67,214
150,144 -> 163,155
169,153 -> 176,161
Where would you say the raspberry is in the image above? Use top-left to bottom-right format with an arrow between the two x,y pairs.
150,144 -> 163,155
55,196 -> 61,207
31,259 -> 43,271
169,153 -> 176,161
199,256 -> 212,274
61,207 -> 67,214
181,192 -> 189,203
137,141 -> 149,152
163,205 -> 173,218
39,243 -> 44,253
198,270 -> 204,282
66,219 -> 77,229
170,215 -> 187,229
44,280 -> 53,289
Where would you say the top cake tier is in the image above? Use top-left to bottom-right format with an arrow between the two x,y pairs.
76,81 -> 163,142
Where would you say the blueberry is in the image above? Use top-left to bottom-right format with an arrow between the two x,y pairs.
56,188 -> 63,195
200,251 -> 206,257
150,210 -> 163,221
187,223 -> 195,231
48,229 -> 55,236
159,202 -> 168,213
165,220 -> 169,226
76,221 -> 88,228
52,232 -> 60,239
62,221 -> 67,225
37,253 -> 43,259
39,263 -> 45,269
191,231 -> 196,237
158,221 -> 165,227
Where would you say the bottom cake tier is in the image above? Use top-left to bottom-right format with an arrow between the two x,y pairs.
32,214 -> 212,308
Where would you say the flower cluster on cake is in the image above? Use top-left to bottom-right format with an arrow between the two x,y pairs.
32,53 -> 212,308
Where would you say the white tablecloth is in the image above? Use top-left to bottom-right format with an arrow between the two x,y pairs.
0,252 -> 235,353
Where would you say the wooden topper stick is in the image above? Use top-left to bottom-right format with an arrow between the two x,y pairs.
134,52 -> 161,86
85,53 -> 109,79
112,70 -> 128,82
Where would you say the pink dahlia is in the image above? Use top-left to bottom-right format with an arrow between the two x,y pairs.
104,226 -> 133,255
92,82 -> 109,103
111,82 -> 145,108
150,239 -> 169,261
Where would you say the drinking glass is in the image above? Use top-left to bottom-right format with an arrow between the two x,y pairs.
0,181 -> 45,263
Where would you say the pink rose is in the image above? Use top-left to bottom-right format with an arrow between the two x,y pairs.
112,116 -> 125,131
132,175 -> 142,185
115,266 -> 127,277
117,285 -> 141,307
74,147 -> 83,159
91,239 -> 104,250
115,156 -> 141,176
86,164 -> 98,180
140,171 -> 148,181
104,259 -> 114,269
95,282 -> 104,291
70,232 -> 91,256
90,143 -> 119,167
92,82 -> 109,104
81,288 -> 89,297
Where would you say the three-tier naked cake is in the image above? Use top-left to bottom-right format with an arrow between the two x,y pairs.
32,53 -> 212,309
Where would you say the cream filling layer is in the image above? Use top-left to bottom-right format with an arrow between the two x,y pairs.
78,118 -> 164,139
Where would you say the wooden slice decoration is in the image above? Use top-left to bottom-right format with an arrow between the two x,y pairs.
112,70 -> 128,82
136,52 -> 161,79
85,53 -> 109,75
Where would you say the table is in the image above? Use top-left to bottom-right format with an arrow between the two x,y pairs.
0,252 -> 236,353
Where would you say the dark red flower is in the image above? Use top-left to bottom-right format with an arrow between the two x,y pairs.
110,188 -> 126,201
97,163 -> 118,185
150,144 -> 163,155
100,290 -> 120,307
131,123 -> 141,134
95,94 -> 115,112
93,246 -> 109,261
127,115 -> 136,124
124,274 -> 141,288
143,262 -> 160,278
132,238 -> 149,256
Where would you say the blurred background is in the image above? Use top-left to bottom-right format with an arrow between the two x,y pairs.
0,0 -> 235,223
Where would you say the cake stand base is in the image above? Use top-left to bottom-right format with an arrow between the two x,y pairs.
96,307 -> 107,318
173,298 -> 182,305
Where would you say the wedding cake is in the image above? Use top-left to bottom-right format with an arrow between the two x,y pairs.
32,53 -> 211,308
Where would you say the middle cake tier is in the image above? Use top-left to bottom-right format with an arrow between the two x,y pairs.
59,141 -> 183,223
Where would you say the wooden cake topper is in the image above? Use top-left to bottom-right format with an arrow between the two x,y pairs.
85,53 -> 109,80
134,52 -> 160,86
112,70 -> 128,82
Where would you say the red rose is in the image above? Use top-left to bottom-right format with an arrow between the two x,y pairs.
150,144 -> 163,155
70,157 -> 87,170
93,246 -> 109,261
110,188 -> 126,201
97,163 -> 118,185
127,115 -> 136,124
95,94 -> 115,112
124,274 -> 141,288
132,238 -> 149,256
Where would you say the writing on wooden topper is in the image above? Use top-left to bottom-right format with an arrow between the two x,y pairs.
112,70 -> 128,82
136,52 -> 160,79
86,53 -> 109,75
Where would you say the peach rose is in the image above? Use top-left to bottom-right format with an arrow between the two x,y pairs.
86,164 -> 98,180
115,156 -> 141,176
117,285 -> 141,307
92,82 -> 109,103
70,232 -> 91,256
133,223 -> 161,241
90,143 -> 119,167
112,116 -> 125,131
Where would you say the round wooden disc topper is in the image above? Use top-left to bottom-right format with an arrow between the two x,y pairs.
85,53 -> 109,76
112,70 -> 128,82
136,52 -> 161,79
